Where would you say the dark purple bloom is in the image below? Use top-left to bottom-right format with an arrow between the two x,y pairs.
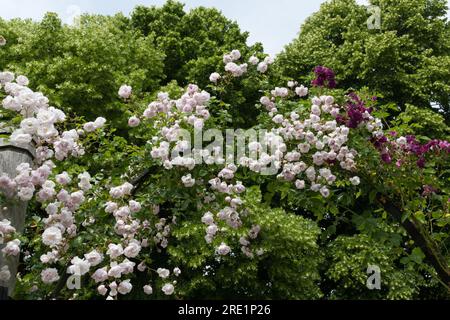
381,153 -> 392,164
372,135 -> 388,149
312,66 -> 336,89
416,157 -> 426,168
335,114 -> 346,125
344,93 -> 372,128
405,135 -> 424,156
328,79 -> 337,89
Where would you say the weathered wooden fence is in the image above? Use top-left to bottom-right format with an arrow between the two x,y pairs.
0,136 -> 35,299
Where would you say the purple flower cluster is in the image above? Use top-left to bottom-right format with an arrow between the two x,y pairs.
426,139 -> 450,152
336,93 -> 373,129
371,135 -> 392,164
311,66 -> 336,89
404,136 -> 450,168
372,134 -> 450,168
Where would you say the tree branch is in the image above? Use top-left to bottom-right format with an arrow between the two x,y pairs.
378,195 -> 450,290
130,167 -> 156,195
49,257 -> 72,300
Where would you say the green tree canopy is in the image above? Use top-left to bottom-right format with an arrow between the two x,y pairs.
0,1 -> 266,129
130,0 -> 263,88
275,0 -> 450,120
0,13 -> 165,129
130,1 -> 267,128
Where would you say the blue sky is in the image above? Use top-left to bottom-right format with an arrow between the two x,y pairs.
1,0 -> 449,55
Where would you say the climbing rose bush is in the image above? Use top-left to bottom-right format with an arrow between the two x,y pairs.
0,47 -> 449,300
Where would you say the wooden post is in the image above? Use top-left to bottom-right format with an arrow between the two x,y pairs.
0,136 -> 35,299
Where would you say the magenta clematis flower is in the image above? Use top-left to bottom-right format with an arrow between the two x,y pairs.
312,66 -> 336,89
